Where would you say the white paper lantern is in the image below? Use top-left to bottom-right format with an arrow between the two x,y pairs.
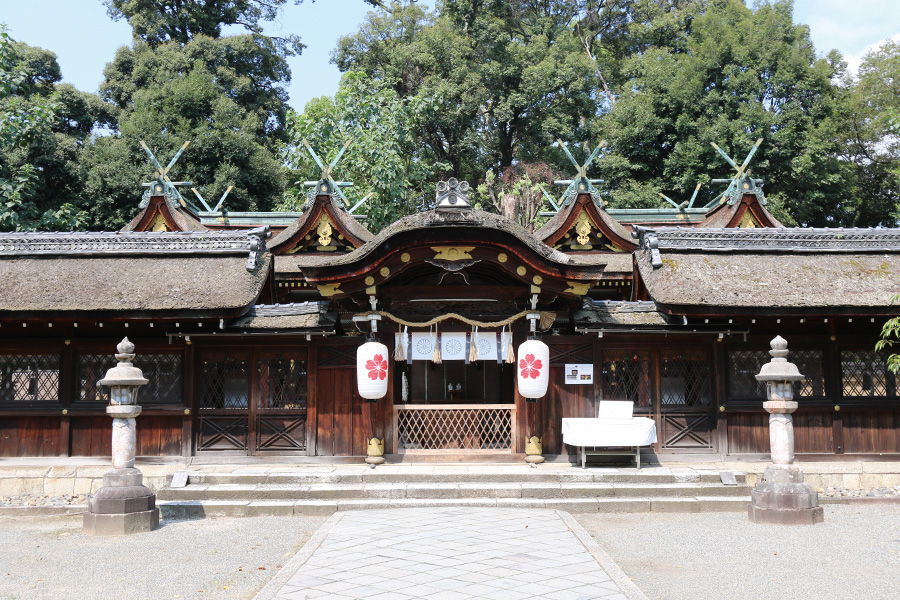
357,341 -> 390,400
517,339 -> 550,399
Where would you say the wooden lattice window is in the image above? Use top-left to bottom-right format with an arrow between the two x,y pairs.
200,352 -> 249,409
257,351 -> 307,409
841,350 -> 899,398
78,353 -> 183,404
727,349 -> 825,401
0,354 -> 60,403
660,348 -> 710,407
600,349 -> 650,407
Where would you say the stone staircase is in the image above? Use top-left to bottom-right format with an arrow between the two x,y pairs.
156,465 -> 751,518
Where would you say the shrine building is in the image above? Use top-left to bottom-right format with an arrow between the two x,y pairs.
2,143 -> 899,462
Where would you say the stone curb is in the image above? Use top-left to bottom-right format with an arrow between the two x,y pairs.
0,505 -> 86,517
556,510 -> 651,600
251,511 -> 347,600
819,496 -> 900,505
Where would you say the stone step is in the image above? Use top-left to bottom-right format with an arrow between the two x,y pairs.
158,496 -> 750,519
186,468 -> 744,487
157,481 -> 750,502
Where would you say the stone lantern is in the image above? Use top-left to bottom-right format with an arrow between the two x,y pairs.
748,336 -> 824,525
83,338 -> 160,535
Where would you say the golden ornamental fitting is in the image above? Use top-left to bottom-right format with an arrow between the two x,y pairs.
184,408 -> 191,415
834,405 -> 840,412
719,406 -> 725,413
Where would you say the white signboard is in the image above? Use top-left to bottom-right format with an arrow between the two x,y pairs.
565,364 -> 594,385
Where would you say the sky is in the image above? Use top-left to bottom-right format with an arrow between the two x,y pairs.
1,0 -> 899,112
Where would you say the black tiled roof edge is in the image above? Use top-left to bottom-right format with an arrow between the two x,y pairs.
631,226 -> 900,268
0,227 -> 270,271
246,302 -> 326,317
582,299 -> 659,312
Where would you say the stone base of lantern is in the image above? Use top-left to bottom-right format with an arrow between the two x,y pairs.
748,465 -> 824,525
83,468 -> 159,536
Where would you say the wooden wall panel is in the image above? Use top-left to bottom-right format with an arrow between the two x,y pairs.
136,416 -> 183,456
843,410 -> 900,454
0,417 -> 60,457
316,369 -> 335,456
539,340 -> 597,456
70,417 -> 111,456
726,412 -> 768,454
793,411 -> 833,454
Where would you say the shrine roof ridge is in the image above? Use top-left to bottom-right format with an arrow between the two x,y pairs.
632,226 -> 900,254
0,227 -> 269,257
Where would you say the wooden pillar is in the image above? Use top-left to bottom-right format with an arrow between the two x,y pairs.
307,339 -> 318,456
59,339 -> 75,457
714,340 -> 728,456
651,345 -> 662,453
826,332 -> 844,454
248,347 -> 258,455
182,343 -> 195,457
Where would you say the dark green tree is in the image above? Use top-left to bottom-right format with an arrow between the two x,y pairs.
79,35 -> 289,229
591,0 -> 850,224
334,0 -> 597,182
283,71 -> 448,231
0,29 -> 95,231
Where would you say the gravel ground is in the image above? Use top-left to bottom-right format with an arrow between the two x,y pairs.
0,514 -> 327,600
576,504 -> 900,600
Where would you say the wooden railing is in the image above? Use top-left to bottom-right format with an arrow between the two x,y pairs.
394,404 -> 517,453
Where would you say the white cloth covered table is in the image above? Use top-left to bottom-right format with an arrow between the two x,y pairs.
562,417 -> 657,469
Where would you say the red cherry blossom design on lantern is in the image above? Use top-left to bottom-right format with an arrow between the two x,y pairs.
519,354 -> 543,379
366,354 -> 388,381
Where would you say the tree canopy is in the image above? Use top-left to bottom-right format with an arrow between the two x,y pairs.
2,0 -> 899,233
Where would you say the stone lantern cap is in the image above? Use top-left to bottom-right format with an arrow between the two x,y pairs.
755,335 -> 805,383
98,338 -> 149,387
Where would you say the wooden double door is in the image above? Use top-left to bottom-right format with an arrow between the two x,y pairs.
196,346 -> 310,454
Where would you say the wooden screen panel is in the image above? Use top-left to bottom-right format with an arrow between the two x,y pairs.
256,414 -> 308,451
71,416 -> 112,456
843,410 -> 900,454
0,416 -> 60,457
136,416 -> 183,456
661,412 -> 714,450
726,412 -> 769,454
198,415 -> 248,451
793,411 -> 833,454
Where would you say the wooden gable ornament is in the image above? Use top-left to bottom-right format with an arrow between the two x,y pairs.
268,194 -> 372,255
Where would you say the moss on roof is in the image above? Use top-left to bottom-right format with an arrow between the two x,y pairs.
0,254 -> 271,315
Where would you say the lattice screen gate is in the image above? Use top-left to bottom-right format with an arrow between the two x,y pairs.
394,405 -> 517,453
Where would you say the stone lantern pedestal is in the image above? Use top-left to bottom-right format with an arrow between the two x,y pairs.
748,336 -> 824,525
83,338 -> 159,536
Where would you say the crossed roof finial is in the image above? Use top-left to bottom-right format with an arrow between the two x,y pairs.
552,139 -> 606,207
299,140 -> 360,211
706,138 -> 765,207
139,141 -> 196,211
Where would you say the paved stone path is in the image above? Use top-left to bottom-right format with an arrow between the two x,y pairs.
255,507 -> 645,600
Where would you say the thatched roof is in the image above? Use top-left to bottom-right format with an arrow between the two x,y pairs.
574,300 -> 671,327
121,198 -> 208,232
230,302 -> 335,331
302,209 -> 577,270
0,229 -> 271,316
268,194 -> 372,252
632,227 -> 900,310
701,193 -> 782,228
535,194 -> 636,250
